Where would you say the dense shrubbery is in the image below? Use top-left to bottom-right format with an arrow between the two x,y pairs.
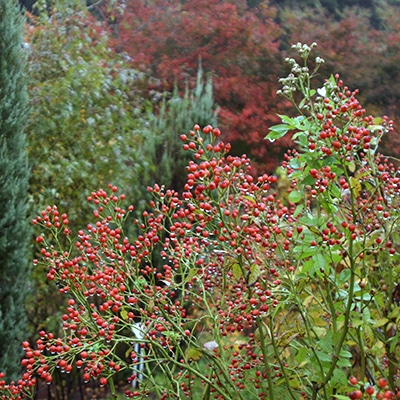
0,44 -> 398,400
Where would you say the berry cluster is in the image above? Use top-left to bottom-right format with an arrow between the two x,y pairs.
1,46 -> 399,399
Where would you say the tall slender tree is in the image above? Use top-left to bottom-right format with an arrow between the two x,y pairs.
146,67 -> 218,193
0,0 -> 31,381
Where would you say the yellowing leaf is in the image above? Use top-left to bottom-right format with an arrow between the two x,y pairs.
248,264 -> 261,286
184,268 -> 200,284
348,161 -> 356,173
125,346 -> 133,358
232,262 -> 243,281
120,308 -> 129,321
185,347 -> 203,362
373,318 -> 389,328
349,177 -> 361,198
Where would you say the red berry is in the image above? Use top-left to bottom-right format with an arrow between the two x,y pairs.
100,377 -> 107,387
378,378 -> 388,388
349,390 -> 362,399
365,386 -> 374,395
348,224 -> 356,232
332,140 -> 342,149
349,376 -> 358,385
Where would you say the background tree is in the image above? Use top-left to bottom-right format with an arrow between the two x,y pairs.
26,4 -> 153,225
101,0 -> 400,171
0,0 -> 31,381
24,2 -> 159,342
25,0 -> 219,334
114,0 -> 289,172
144,67 -> 218,192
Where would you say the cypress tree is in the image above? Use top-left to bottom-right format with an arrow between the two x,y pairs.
0,0 -> 31,381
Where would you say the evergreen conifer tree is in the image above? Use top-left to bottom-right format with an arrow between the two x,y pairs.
146,67 -> 218,192
0,0 -> 31,381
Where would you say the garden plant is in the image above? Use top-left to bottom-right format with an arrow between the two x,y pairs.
0,44 -> 399,399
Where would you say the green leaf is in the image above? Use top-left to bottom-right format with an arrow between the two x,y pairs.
125,346 -> 133,358
289,157 -> 301,169
295,347 -> 309,364
331,369 -> 348,388
339,269 -> 351,283
301,175 -> 316,186
120,308 -> 129,321
302,259 -> 314,273
279,114 -> 297,125
348,161 -> 356,173
312,253 -> 326,269
329,183 -> 342,199
339,349 -> 352,359
248,264 -> 261,286
294,204 -> 304,217
288,190 -> 303,203
232,262 -> 243,281
314,350 -> 332,363
185,347 -> 203,362
373,318 -> 389,328
266,124 -> 289,141
184,268 -> 200,284
336,357 -> 352,368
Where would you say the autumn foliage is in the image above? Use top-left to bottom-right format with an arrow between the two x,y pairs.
98,0 -> 400,171
114,0 -> 289,171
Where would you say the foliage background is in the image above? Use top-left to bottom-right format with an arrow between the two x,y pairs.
0,0 -> 398,396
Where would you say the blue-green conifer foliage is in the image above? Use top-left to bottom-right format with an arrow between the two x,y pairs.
0,0 -> 31,380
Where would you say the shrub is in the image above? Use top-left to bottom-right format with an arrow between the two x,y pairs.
1,44 -> 399,400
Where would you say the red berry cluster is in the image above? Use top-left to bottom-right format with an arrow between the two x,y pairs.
0,107 -> 398,398
348,376 -> 400,399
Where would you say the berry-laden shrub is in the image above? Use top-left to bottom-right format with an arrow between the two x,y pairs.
0,44 -> 399,400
